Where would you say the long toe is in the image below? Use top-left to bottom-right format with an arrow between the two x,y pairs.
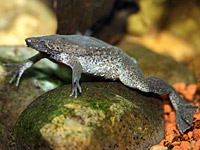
9,73 -> 18,84
3,63 -> 20,66
6,68 -> 17,75
70,90 -> 74,97
77,83 -> 82,93
16,71 -> 24,86
75,93 -> 77,98
74,82 -> 78,98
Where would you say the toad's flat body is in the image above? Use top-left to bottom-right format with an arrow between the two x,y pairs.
7,34 -> 199,134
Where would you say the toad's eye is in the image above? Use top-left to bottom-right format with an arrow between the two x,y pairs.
40,40 -> 45,45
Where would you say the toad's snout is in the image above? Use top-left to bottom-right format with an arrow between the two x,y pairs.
25,38 -> 32,47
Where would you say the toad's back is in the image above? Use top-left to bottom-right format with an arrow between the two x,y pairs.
59,35 -> 112,48
34,34 -> 123,55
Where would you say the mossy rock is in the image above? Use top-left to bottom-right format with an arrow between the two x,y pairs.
14,82 -> 164,150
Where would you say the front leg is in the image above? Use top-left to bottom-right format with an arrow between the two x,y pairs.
66,59 -> 82,98
4,53 -> 44,86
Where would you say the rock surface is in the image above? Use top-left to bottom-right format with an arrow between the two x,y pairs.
14,82 -> 164,150
0,0 -> 57,45
127,0 -> 200,62
127,0 -> 165,35
55,0 -> 138,44
163,1 -> 200,55
0,124 -> 17,150
125,32 -> 195,62
56,0 -> 115,34
192,56 -> 200,91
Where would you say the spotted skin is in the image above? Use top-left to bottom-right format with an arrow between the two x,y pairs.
6,34 -> 199,134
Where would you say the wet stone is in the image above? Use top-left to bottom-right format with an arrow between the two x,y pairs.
14,82 -> 164,150
0,124 -> 17,150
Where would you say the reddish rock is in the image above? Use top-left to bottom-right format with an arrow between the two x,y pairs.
172,141 -> 181,146
193,128 -> 200,140
173,83 -> 186,92
191,140 -> 196,148
164,104 -> 172,113
151,83 -> 200,149
179,141 -> 191,149
168,112 -> 176,123
187,131 -> 193,139
172,146 -> 181,150
194,139 -> 200,150
187,84 -> 197,95
185,94 -> 194,101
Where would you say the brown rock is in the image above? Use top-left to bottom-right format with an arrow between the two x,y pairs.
14,82 -> 164,150
172,146 -> 181,150
55,0 -> 138,44
0,0 -> 57,45
179,141 -> 192,149
164,104 -> 172,114
0,124 -> 17,150
194,139 -> 200,150
193,128 -> 200,140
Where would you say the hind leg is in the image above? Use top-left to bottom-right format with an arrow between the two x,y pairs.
119,65 -> 173,95
146,76 -> 199,133
120,72 -> 182,108
120,70 -> 198,134
146,76 -> 186,109
119,65 -> 150,92
145,75 -> 173,94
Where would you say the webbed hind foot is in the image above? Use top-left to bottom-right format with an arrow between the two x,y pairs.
176,104 -> 199,134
